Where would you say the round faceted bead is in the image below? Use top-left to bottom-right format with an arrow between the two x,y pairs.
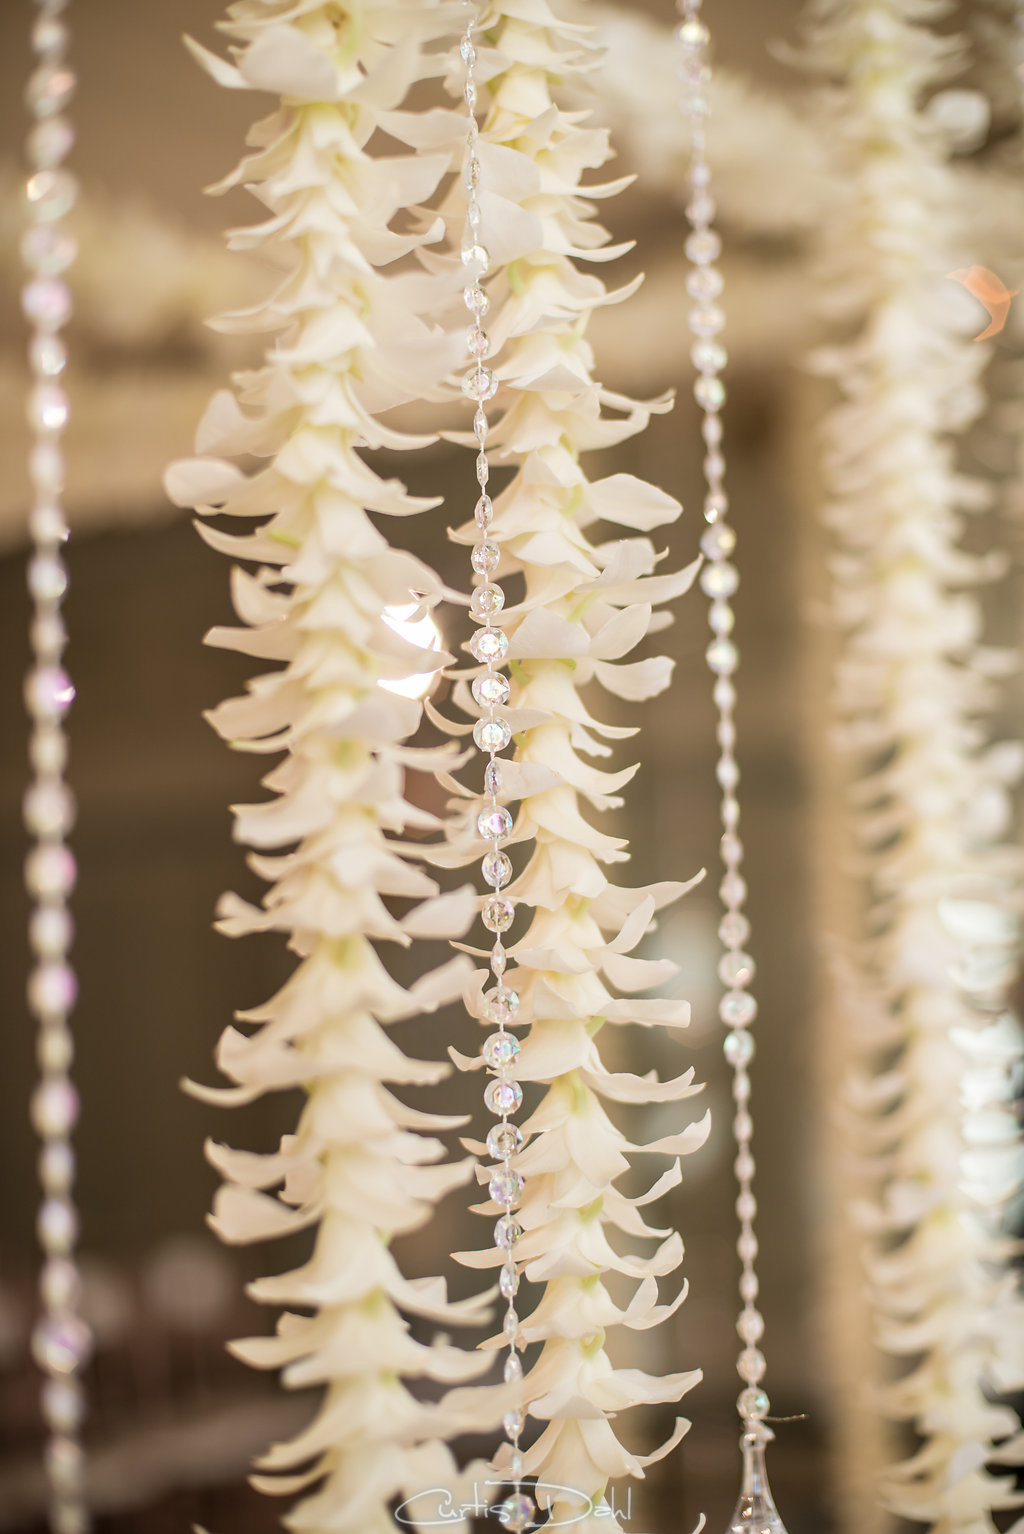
498,1492 -> 535,1531
471,541 -> 500,575
719,910 -> 750,946
462,366 -> 498,402
32,1313 -> 91,1376
470,584 -> 504,620
685,228 -> 721,265
738,1387 -> 770,1421
29,554 -> 68,602
734,1112 -> 754,1145
473,715 -> 511,751
737,1228 -> 758,1261
472,673 -> 509,710
686,265 -> 724,301
720,871 -> 747,906
483,1031 -> 520,1070
499,1262 -> 520,1299
488,1122 -> 524,1159
482,850 -> 513,888
485,1079 -> 523,1116
709,602 -> 735,637
31,1077 -> 79,1137
723,1030 -> 754,1067
692,339 -> 727,372
494,1213 -> 522,1249
686,192 -> 716,224
489,1168 -> 524,1206
720,990 -> 757,1027
464,286 -> 489,323
701,561 -> 738,598
478,805 -> 513,841
38,1025 -> 74,1072
484,986 -> 520,1025
690,304 -> 725,337
469,629 -> 508,667
705,488 -> 729,519
736,1192 -> 758,1224
719,950 -> 755,987
461,240 -> 490,270
483,897 -> 515,934
706,637 -> 737,675
738,1347 -> 766,1384
700,524 -> 736,561
695,375 -> 726,411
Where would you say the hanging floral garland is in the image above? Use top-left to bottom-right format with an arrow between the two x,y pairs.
165,4 -> 510,1528
805,1 -> 1024,1529
417,3 -> 711,1526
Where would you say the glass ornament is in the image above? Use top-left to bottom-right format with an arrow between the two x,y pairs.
726,1424 -> 790,1534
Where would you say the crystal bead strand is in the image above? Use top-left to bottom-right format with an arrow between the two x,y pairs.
677,7 -> 789,1533
459,14 -> 533,1534
22,6 -> 92,1534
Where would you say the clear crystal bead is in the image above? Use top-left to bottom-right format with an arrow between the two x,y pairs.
476,453 -> 489,488
696,375 -> 726,411
478,805 -> 513,841
485,1079 -> 523,1116
488,1123 -> 524,1158
43,1379 -> 84,1433
701,524 -> 736,560
22,279 -> 72,330
463,366 -> 498,401
720,990 -> 756,1027
686,192 -> 716,224
701,561 -> 738,598
25,845 -> 76,899
686,266 -> 724,300
690,304 -> 726,336
460,36 -> 476,63
494,1213 -> 522,1249
706,637 -> 737,675
482,850 -> 513,888
502,1403 -> 525,1435
38,1196 -> 77,1251
39,1138 -> 74,1192
736,1195 -> 759,1228
491,947 -> 506,978
484,761 -> 504,798
720,950 -> 755,987
685,228 -> 722,265
472,541 -> 500,575
723,1030 -> 754,1067
26,169 -> 78,221
464,288 -> 488,322
677,18 -> 710,45
30,1077 -> 79,1137
498,1491 -> 534,1531
719,910 -> 750,946
737,1227 -> 758,1260
499,1262 -> 520,1299
484,986 -> 520,1025
471,584 -> 505,619
738,1347 -> 766,1383
490,1168 -> 525,1206
503,1307 -> 519,1340
720,832 -> 743,866
692,339 -> 727,372
472,673 -> 509,708
31,334 -> 68,377
469,628 -> 508,665
483,897 -> 515,933
739,1268 -> 759,1300
28,384 -> 69,434
24,780 -> 74,836
710,602 -> 735,637
27,65 -> 76,117
29,905 -> 73,957
733,1069 -> 751,1103
734,1112 -> 754,1145
467,324 -> 489,357
28,117 -> 74,169
32,1314 -> 91,1376
474,408 -> 488,441
472,715 -> 511,750
483,1031 -> 520,1070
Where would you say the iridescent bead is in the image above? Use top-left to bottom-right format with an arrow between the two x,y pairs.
482,850 -> 513,888
499,1262 -> 520,1299
483,1031 -> 520,1070
489,1168 -> 524,1206
478,805 -> 513,841
28,117 -> 74,168
701,561 -> 738,598
31,1077 -> 79,1137
503,1352 -> 524,1384
706,637 -> 737,675
686,266 -> 724,300
733,1070 -> 751,1103
30,443 -> 65,491
483,897 -> 515,934
677,18 -> 710,45
40,1140 -> 74,1193
695,376 -> 726,411
720,832 -> 743,866
38,1197 -> 77,1252
22,278 -> 72,330
30,726 -> 68,774
40,1256 -> 79,1311
38,1025 -> 73,1072
467,324 -> 488,357
503,1408 -> 525,1439
719,910 -> 749,946
706,452 -> 726,480
723,1030 -> 754,1067
692,339 -> 727,372
498,1492 -> 534,1531
484,759 -> 504,796
709,602 -> 734,637
470,630 -> 508,668
476,453 -> 489,487
471,541 -> 500,575
490,946 -> 506,977
690,304 -> 725,336
462,367 -> 498,402
25,169 -> 78,222
686,192 -> 716,224
29,383 -> 70,434
734,1112 -> 754,1145
488,1123 -> 524,1158
28,962 -> 77,1015
736,1194 -> 758,1226
703,412 -> 724,444
473,672 -> 509,707
471,585 -> 505,619
738,1347 -> 766,1383
461,241 -> 490,270
473,714 -> 511,750
717,719 -> 736,751
685,229 -> 721,265
22,225 -> 76,277
720,990 -> 756,1027
30,904 -> 73,957
473,409 -> 488,441
484,986 -> 520,1025
739,1268 -> 759,1301
24,780 -> 75,835
719,950 -> 754,987
494,1213 -> 522,1249
460,36 -> 476,63
464,285 -> 489,318
26,66 -> 76,118
31,334 -> 68,377
25,844 -> 76,898
43,1379 -> 85,1433
705,488 -> 729,518
464,79 -> 477,109
28,554 -> 68,602
485,1079 -> 523,1116
738,1387 -> 770,1421
32,1313 -> 91,1375
737,1228 -> 758,1261
502,1307 -> 519,1340
701,523 -> 735,560
720,871 -> 746,905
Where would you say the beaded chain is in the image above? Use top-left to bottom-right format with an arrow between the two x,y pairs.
459,12 -> 533,1534
676,2 -> 770,1434
22,3 -> 92,1532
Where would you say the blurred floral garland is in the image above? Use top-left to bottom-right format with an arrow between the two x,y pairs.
806,2 -> 1024,1530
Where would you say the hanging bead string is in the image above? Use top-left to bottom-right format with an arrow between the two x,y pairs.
677,3 -> 770,1435
459,12 -> 534,1534
22,5 -> 92,1534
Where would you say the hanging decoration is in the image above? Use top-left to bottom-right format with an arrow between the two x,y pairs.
22,2 -> 92,1531
419,3 -> 709,1527
805,1 -> 1024,1529
164,5 -> 509,1529
677,7 -> 790,1534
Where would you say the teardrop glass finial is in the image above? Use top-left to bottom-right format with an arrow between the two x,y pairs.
727,1423 -> 789,1534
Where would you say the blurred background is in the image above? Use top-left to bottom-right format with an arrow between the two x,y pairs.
0,2 -> 1022,1532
